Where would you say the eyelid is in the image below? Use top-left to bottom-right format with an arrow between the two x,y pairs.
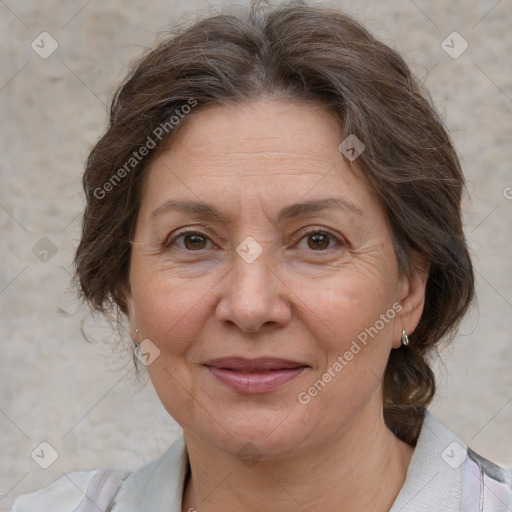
165,226 -> 345,251
164,228 -> 215,249
291,228 -> 345,249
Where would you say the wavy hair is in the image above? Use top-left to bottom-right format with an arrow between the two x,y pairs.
74,0 -> 475,445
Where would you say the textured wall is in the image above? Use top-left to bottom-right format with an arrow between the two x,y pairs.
1,0 -> 511,509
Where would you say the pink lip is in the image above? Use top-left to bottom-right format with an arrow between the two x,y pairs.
204,357 -> 309,393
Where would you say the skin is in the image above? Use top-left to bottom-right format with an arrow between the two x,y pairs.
126,98 -> 429,512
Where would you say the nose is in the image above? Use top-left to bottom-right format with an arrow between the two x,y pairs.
215,249 -> 291,334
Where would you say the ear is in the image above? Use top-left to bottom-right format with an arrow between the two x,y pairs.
392,254 -> 430,349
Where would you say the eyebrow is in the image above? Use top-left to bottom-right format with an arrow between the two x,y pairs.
149,197 -> 364,224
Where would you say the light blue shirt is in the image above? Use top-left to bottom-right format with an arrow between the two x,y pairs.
10,410 -> 512,511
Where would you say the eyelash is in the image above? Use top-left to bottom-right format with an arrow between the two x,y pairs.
164,228 -> 344,253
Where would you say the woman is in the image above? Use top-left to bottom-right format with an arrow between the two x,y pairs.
11,1 -> 512,511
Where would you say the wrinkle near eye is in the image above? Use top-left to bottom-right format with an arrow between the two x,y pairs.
343,238 -> 396,286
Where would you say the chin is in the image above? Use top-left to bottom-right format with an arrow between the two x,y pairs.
190,405 -> 315,460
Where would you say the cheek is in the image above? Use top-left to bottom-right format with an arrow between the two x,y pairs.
299,272 -> 398,415
303,267 -> 398,349
130,262 -> 212,354
295,282 -> 397,426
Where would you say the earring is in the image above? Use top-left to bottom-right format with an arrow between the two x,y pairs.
401,329 -> 409,346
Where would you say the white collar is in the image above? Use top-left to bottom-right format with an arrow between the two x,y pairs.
112,410 -> 465,511
112,433 -> 188,511
389,409 -> 465,511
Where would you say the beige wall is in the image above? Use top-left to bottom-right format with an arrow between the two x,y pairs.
1,0 -> 511,508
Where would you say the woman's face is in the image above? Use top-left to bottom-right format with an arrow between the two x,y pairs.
127,98 -> 426,458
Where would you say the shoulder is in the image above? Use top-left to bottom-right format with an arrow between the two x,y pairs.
421,411 -> 512,508
10,468 -> 129,512
10,470 -> 98,512
9,436 -> 188,512
463,447 -> 512,508
393,410 -> 512,511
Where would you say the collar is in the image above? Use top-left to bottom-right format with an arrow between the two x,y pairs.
112,410 -> 465,511
389,409 -> 465,511
111,434 -> 189,511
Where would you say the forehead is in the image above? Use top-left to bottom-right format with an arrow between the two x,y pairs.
160,98 -> 343,171
139,98 -> 381,220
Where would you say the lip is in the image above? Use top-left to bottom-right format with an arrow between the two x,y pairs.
203,357 -> 309,393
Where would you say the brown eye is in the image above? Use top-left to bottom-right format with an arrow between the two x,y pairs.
166,231 -> 212,251
307,232 -> 331,250
183,233 -> 208,250
295,230 -> 342,252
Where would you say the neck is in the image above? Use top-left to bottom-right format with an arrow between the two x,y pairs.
181,405 -> 415,512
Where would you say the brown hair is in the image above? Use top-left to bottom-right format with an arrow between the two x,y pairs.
74,0 -> 474,445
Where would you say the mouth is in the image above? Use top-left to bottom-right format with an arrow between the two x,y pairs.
203,357 -> 310,393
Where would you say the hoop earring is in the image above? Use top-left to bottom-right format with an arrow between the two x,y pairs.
401,329 -> 409,346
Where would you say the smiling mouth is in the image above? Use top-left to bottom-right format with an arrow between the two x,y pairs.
203,357 -> 309,393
